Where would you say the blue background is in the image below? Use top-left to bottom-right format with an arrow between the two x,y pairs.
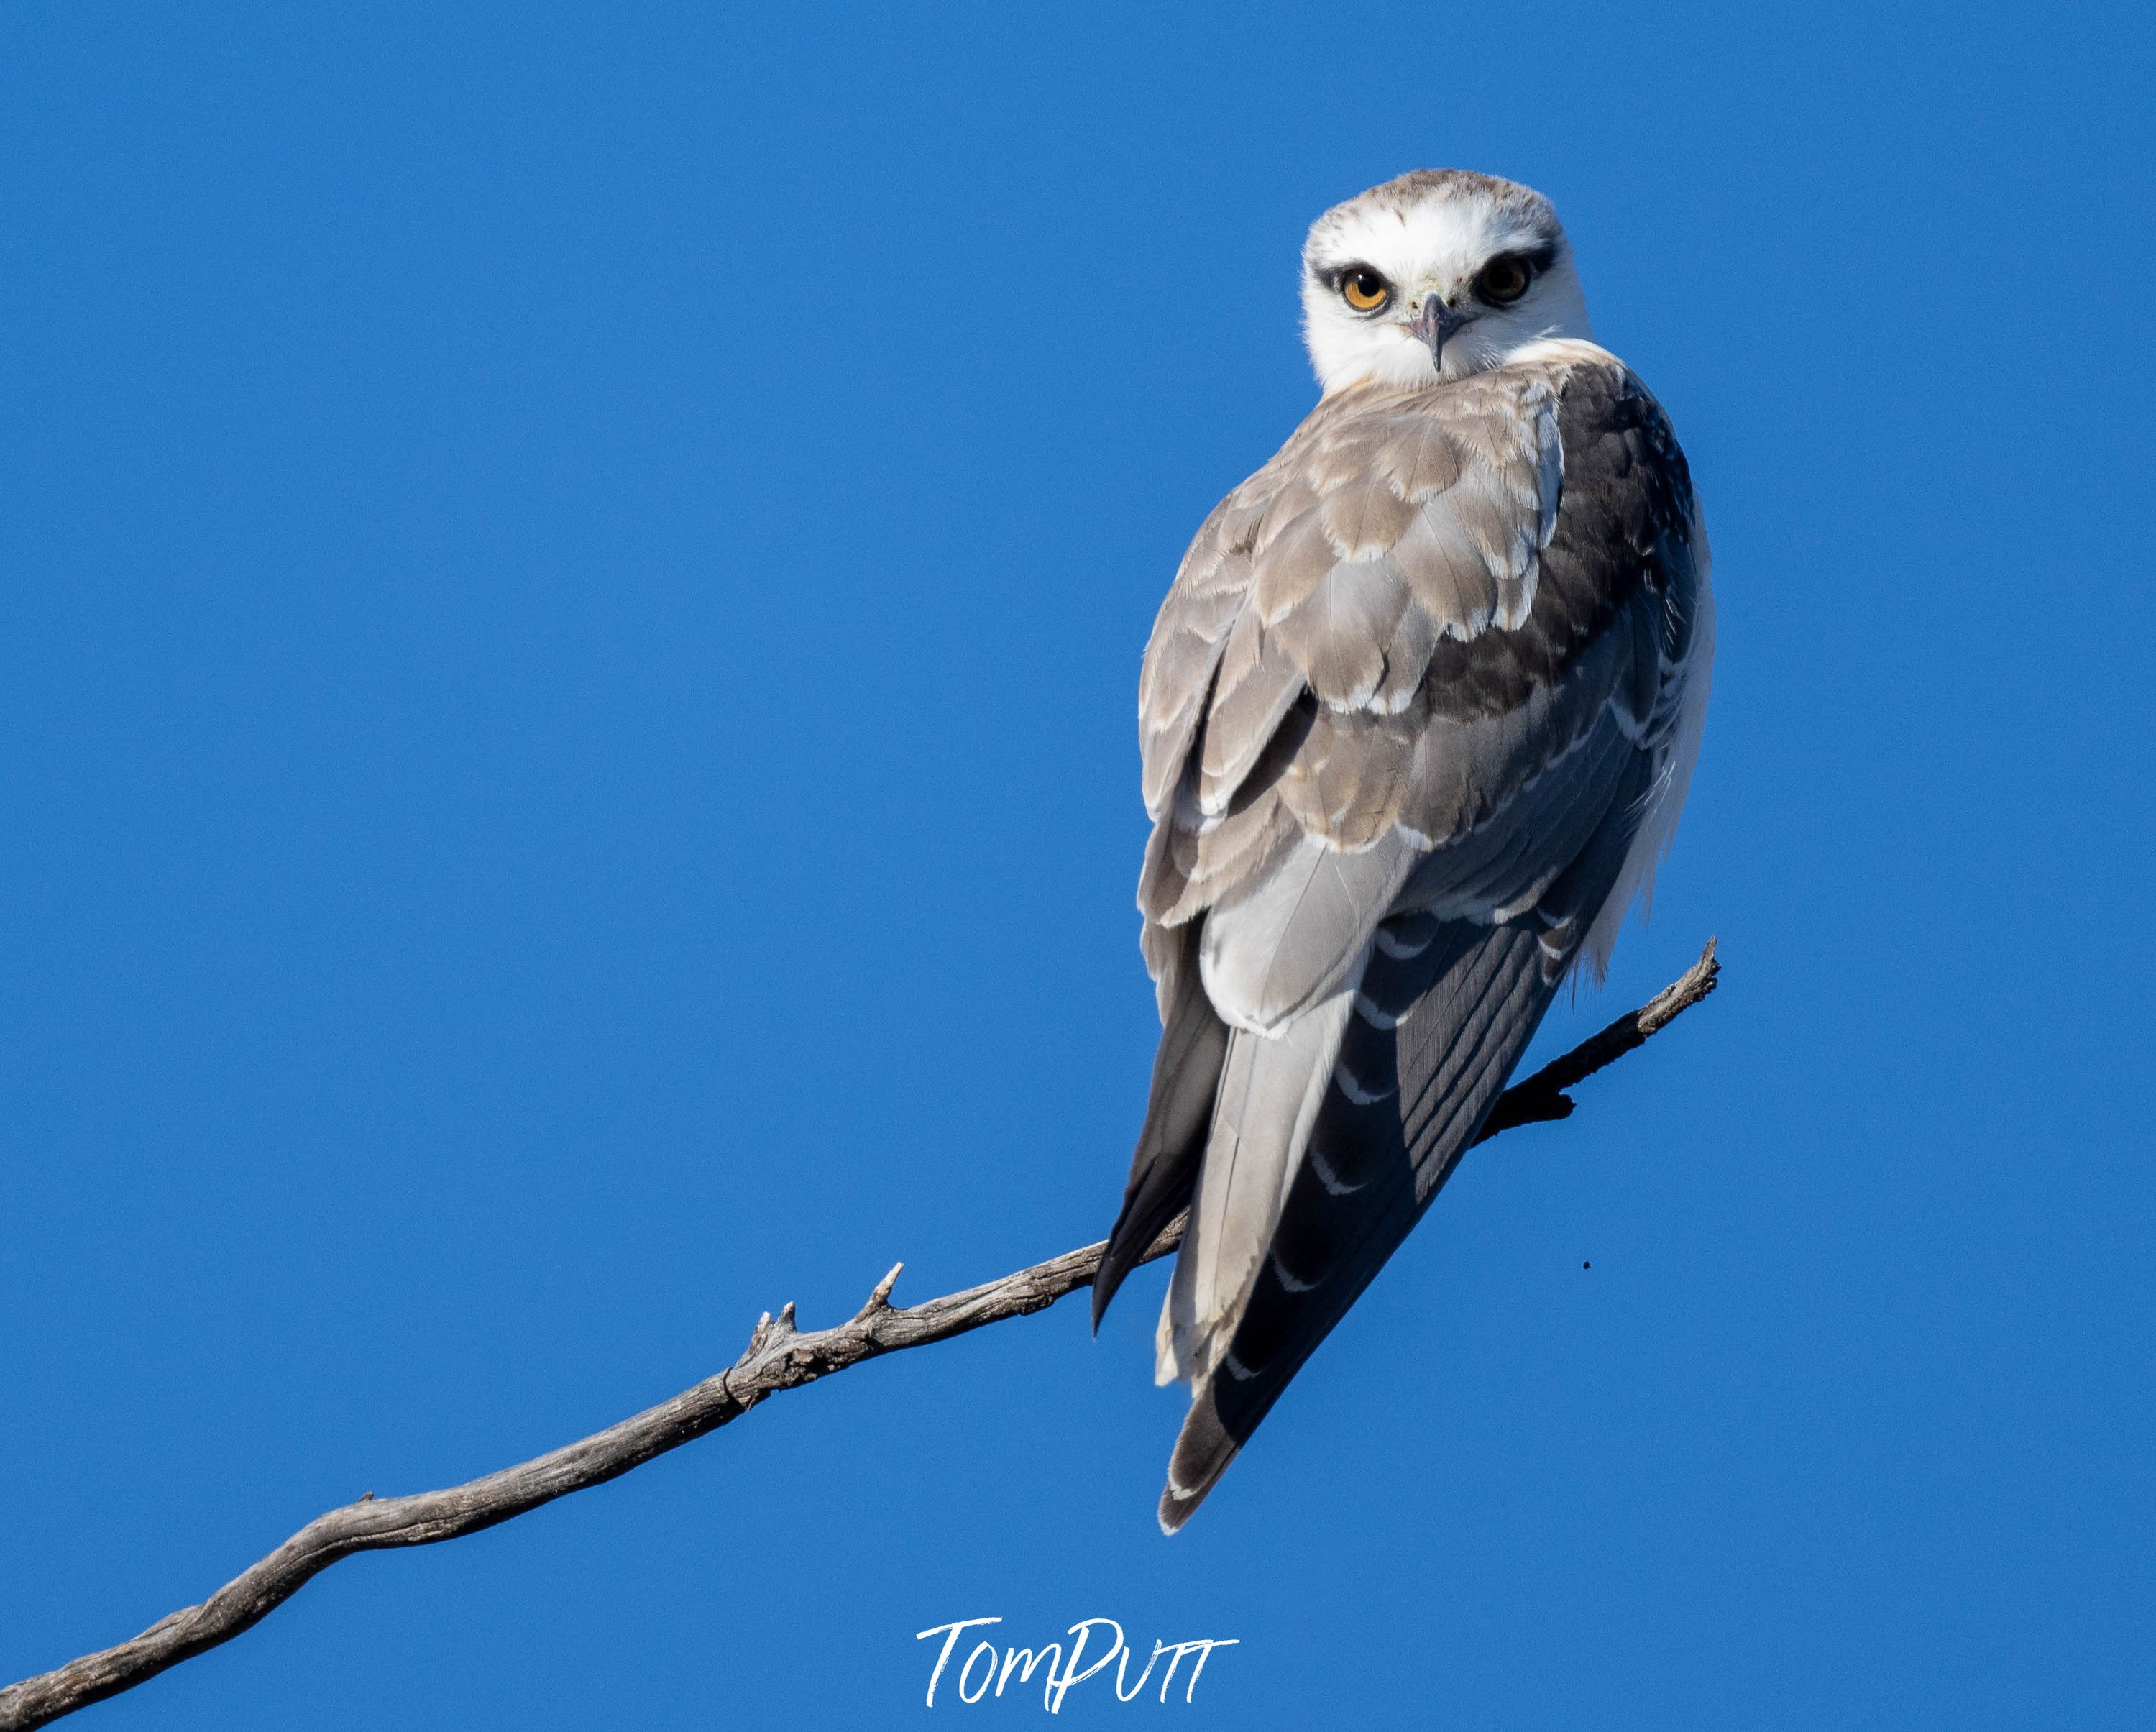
4,3 -> 2152,1726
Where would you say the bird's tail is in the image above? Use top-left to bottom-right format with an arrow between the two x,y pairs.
1155,917 -> 1561,1532
1152,989 -> 1355,1390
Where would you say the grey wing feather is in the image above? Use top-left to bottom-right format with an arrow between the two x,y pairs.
1092,921 -> 1230,1329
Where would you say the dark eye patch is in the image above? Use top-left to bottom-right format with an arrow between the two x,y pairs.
1474,253 -> 1533,306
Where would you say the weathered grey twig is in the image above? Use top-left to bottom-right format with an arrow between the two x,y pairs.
0,938 -> 1719,1731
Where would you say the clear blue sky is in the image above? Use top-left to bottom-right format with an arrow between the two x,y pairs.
3,3 -> 2152,1726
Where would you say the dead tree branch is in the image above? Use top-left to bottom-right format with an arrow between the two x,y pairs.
0,938 -> 1719,1731
1475,936 -> 1720,1140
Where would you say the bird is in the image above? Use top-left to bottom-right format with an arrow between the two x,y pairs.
1091,170 -> 1714,1533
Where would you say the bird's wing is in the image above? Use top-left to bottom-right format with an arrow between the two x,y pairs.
1104,362 -> 1589,1322
1106,353 -> 1712,1526
1132,365 -> 1620,1020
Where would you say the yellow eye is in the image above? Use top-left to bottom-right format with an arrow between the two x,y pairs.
1341,268 -> 1390,312
1474,255 -> 1532,306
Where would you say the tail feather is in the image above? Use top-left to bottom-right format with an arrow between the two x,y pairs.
1155,986 -> 1356,1387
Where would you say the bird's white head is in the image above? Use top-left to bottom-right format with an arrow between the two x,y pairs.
1301,169 -> 1594,395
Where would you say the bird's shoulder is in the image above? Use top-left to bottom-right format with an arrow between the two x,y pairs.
1137,349 -> 1694,810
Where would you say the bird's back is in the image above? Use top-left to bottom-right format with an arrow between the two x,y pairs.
1100,347 -> 1713,1530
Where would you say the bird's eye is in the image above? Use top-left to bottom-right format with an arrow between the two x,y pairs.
1340,268 -> 1390,312
1474,255 -> 1533,306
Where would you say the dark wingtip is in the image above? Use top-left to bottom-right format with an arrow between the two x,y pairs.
1157,1380 -> 1240,1534
1089,1246 -> 1132,1336
1088,1272 -> 1112,1337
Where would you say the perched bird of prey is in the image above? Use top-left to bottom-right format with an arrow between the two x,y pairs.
1092,170 -> 1714,1532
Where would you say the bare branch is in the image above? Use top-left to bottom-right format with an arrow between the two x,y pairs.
1473,938 -> 1720,1140
0,939 -> 1720,1731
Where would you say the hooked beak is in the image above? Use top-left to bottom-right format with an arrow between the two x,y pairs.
1408,297 -> 1467,373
